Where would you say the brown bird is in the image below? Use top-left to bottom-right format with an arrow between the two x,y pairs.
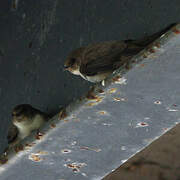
7,104 -> 49,144
7,124 -> 18,144
64,24 -> 175,83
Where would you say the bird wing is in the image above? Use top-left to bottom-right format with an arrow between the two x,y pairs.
7,124 -> 18,144
80,24 -> 176,77
80,41 -> 128,76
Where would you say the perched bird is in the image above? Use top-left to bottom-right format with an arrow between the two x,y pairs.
64,24 -> 175,83
7,124 -> 18,144
7,104 -> 49,143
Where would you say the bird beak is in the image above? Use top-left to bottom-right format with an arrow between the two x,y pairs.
63,65 -> 71,72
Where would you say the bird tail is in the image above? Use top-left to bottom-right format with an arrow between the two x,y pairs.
124,23 -> 177,47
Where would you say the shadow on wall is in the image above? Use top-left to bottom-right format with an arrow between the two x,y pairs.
0,0 -> 180,153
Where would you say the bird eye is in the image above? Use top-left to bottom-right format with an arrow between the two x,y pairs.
64,58 -> 76,68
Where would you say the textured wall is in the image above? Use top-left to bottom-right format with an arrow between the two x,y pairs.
0,0 -> 180,153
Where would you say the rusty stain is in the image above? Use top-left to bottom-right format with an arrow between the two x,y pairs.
59,109 -> 67,120
71,114 -> 76,118
29,154 -> 43,162
14,144 -> 24,153
140,122 -> 148,126
61,149 -> 72,154
65,162 -> 86,173
64,119 -> 69,122
112,75 -> 121,82
86,102 -> 97,106
108,88 -> 117,94
36,151 -> 48,155
86,86 -> 96,97
86,91 -> 104,103
25,142 -> 36,147
139,64 -> 145,67
172,28 -> 180,34
50,123 -> 56,128
67,163 -> 79,169
149,48 -> 155,53
162,128 -> 168,131
80,146 -> 101,152
72,168 -> 79,172
86,96 -> 102,105
113,97 -> 126,101
35,132 -> 44,140
173,104 -> 177,107
65,158 -> 71,162
136,122 -> 149,128
98,111 -> 106,115
113,77 -> 127,85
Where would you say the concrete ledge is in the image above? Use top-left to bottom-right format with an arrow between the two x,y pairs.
103,123 -> 180,180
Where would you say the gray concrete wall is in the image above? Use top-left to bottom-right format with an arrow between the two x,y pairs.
0,0 -> 180,153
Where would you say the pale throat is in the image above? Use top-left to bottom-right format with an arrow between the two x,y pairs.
71,68 -> 81,75
71,68 -> 88,81
14,121 -> 31,139
14,115 -> 45,139
14,121 -> 28,130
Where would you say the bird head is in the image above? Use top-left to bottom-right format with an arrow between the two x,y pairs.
64,47 -> 85,75
12,104 -> 34,126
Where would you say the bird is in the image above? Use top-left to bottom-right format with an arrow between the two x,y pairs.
7,124 -> 18,144
64,24 -> 175,83
7,104 -> 49,144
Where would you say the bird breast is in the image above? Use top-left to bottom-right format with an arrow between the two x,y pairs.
14,114 -> 45,139
85,72 -> 112,82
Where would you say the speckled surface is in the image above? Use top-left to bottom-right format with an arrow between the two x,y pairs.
103,123 -> 180,180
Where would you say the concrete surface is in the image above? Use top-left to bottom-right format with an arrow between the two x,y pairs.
103,123 -> 180,180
